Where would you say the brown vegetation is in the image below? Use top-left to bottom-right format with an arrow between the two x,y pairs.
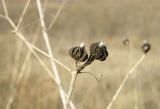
0,0 -> 160,109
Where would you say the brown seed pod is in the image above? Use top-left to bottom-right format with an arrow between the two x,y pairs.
68,43 -> 88,62
141,40 -> 151,54
97,44 -> 108,61
88,42 -> 108,63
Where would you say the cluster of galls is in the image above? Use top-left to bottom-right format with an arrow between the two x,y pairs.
68,43 -> 88,62
88,42 -> 108,62
68,42 -> 108,72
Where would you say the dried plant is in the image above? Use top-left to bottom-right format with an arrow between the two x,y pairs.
0,0 -> 75,109
0,0 -> 153,109
105,40 -> 151,109
65,41 -> 109,109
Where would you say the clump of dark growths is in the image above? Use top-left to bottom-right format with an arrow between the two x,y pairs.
68,42 -> 109,73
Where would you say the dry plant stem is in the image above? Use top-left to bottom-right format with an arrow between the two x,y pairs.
6,90 -> 16,109
2,0 -> 8,16
19,19 -> 40,30
3,15 -> 57,81
1,1 -> 74,108
12,0 -> 33,79
64,61 -> 92,109
6,41 -> 23,109
133,72 -> 138,109
48,0 -> 67,30
106,54 -> 146,109
36,0 -> 66,105
6,34 -> 38,109
1,15 -> 75,109
1,0 -> 57,81
21,62 -> 31,88
42,0 -> 48,13
0,16 -> 56,81
16,31 -> 39,85
1,0 -> 73,107
11,40 -> 23,85
36,1 -> 75,108
30,43 -> 71,72
80,72 -> 100,81
127,37 -> 138,109
16,31 -> 56,80
64,70 -> 78,109
16,0 -> 31,30
1,18 -> 70,72
77,61 -> 92,72
0,16 -> 70,72
0,0 -> 70,72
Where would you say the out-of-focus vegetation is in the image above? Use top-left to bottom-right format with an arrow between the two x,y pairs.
0,0 -> 160,109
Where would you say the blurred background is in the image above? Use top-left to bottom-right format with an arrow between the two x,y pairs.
0,0 -> 160,109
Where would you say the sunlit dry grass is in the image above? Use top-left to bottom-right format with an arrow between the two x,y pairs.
0,0 -> 160,109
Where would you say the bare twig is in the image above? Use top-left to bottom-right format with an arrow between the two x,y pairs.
4,16 -> 72,109
10,39 -> 23,86
6,90 -> 16,109
64,67 -> 99,109
15,30 -> 57,81
105,54 -> 146,109
18,1 -> 70,71
0,16 -> 71,72
1,0 -> 73,108
1,0 -> 72,97
133,71 -> 138,109
30,43 -> 71,72
36,0 -> 65,105
36,0 -> 75,108
17,37 -> 71,71
6,31 -> 38,109
0,16 -> 70,72
64,70 -> 78,109
10,0 -> 31,86
19,19 -> 40,30
2,0 -> 8,17
48,0 -> 67,30
80,72 -> 101,81
16,31 -> 39,86
16,0 -> 31,30
0,15 -> 56,81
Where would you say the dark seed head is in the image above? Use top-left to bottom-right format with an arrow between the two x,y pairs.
88,41 -> 108,62
142,40 -> 151,54
68,43 -> 88,62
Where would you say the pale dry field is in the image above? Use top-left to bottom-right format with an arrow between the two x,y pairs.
0,0 -> 160,109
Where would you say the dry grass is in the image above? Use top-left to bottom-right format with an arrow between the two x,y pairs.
0,0 -> 160,109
